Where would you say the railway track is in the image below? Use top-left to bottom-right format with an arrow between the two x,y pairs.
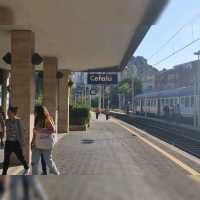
111,113 -> 200,159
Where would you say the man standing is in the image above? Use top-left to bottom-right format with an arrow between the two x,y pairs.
95,107 -> 101,120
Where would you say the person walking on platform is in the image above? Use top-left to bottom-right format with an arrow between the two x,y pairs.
2,106 -> 30,175
31,106 -> 60,175
95,107 -> 101,120
105,109 -> 110,120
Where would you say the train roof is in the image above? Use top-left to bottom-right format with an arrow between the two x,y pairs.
135,86 -> 193,98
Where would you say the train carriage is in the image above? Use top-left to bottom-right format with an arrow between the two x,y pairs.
134,86 -> 194,118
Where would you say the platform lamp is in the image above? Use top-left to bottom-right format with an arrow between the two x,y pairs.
2,52 -> 11,65
194,50 -> 200,129
56,71 -> 64,79
2,52 -> 43,65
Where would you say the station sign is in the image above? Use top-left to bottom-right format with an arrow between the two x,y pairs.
90,89 -> 97,95
87,73 -> 118,85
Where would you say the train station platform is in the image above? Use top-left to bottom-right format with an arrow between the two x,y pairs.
39,113 -> 200,200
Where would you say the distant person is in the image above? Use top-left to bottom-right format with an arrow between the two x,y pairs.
2,106 -> 29,175
0,106 -> 5,148
31,106 -> 60,175
105,109 -> 110,120
163,105 -> 169,119
175,104 -> 181,122
95,107 -> 101,120
126,105 -> 129,114
170,105 -> 175,119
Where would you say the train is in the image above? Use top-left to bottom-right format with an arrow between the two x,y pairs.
134,86 -> 195,119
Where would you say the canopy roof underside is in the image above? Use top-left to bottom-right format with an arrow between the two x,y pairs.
0,0 -> 167,71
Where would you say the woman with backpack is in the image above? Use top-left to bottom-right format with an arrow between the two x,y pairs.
31,106 -> 60,175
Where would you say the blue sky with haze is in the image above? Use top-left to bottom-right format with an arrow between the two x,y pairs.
135,0 -> 200,70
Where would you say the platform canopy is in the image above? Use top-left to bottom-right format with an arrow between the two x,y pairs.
0,0 -> 168,71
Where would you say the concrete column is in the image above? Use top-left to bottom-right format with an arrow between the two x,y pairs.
58,70 -> 70,133
11,30 -> 35,164
43,57 -> 58,131
1,70 -> 9,114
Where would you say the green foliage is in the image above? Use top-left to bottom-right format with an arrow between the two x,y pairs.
35,94 -> 43,105
91,97 -> 98,108
118,78 -> 142,96
105,78 -> 143,109
70,105 -> 91,125
118,79 -> 130,95
109,86 -> 119,109
75,99 -> 90,108
35,72 -> 43,105
134,78 -> 143,95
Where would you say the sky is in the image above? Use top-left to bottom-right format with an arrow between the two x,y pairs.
135,0 -> 200,70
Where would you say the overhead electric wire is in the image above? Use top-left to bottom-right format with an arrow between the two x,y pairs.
148,25 -> 187,60
152,38 -> 200,66
148,13 -> 200,61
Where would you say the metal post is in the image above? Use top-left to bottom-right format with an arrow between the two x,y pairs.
131,77 -> 134,112
145,97 -> 147,118
118,94 -> 120,110
102,85 -> 105,110
108,94 -> 110,110
84,84 -> 87,105
194,51 -> 200,129
99,85 -> 102,109
194,67 -> 197,128
89,85 -> 92,108
197,57 -> 200,129
75,95 -> 77,106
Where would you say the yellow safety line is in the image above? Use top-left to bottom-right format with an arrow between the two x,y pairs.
112,118 -> 200,177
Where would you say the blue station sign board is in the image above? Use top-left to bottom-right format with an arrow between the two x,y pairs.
87,73 -> 118,85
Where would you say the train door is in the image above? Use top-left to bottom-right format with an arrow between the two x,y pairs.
191,96 -> 195,115
158,98 -> 160,116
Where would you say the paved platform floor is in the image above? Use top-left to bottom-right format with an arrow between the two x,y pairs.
40,114 -> 200,200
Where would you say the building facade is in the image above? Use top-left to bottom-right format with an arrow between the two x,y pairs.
119,56 -> 158,92
155,61 -> 197,91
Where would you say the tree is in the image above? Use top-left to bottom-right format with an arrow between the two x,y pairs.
35,72 -> 43,105
109,86 -> 119,109
118,78 -> 142,96
108,78 -> 143,110
133,78 -> 143,95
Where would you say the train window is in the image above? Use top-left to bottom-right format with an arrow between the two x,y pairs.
185,97 -> 189,107
162,99 -> 165,105
165,99 -> 169,105
170,99 -> 173,106
191,96 -> 194,107
181,97 -> 185,105
142,99 -> 144,106
174,99 -> 177,105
